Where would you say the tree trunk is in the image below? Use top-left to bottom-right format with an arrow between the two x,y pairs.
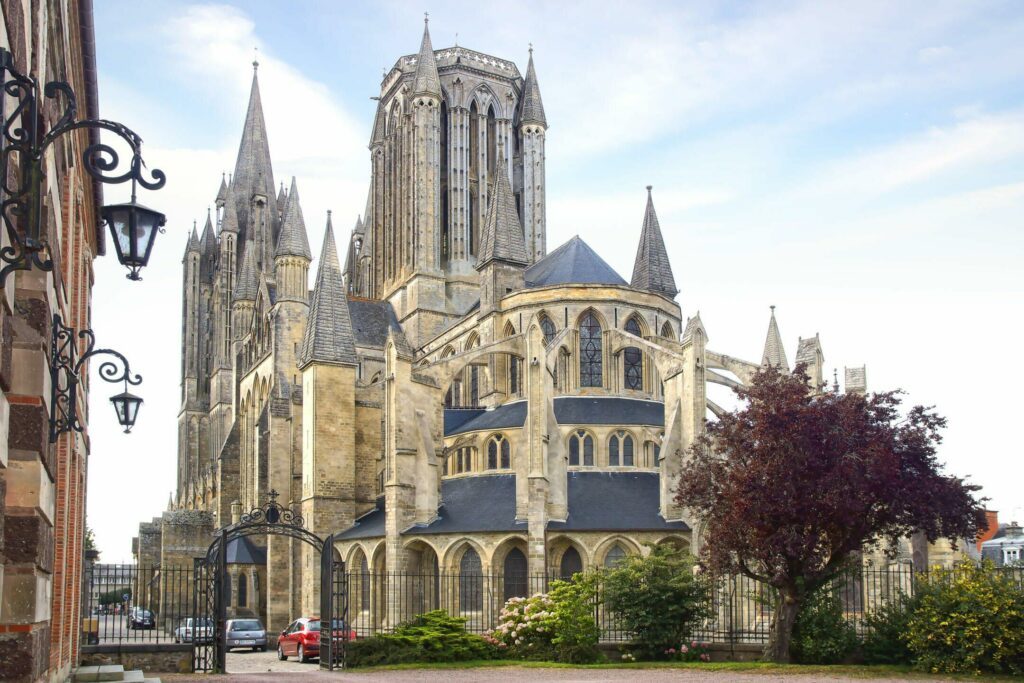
765,590 -> 800,663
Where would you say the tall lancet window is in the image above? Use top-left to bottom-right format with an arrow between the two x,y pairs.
623,317 -> 643,391
579,312 -> 603,387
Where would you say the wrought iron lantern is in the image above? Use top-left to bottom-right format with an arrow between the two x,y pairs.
0,47 -> 166,286
109,386 -> 143,433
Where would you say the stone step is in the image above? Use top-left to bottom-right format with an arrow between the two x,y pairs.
73,665 -> 126,682
122,672 -> 146,682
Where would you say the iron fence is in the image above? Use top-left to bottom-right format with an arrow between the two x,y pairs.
81,564 -> 195,645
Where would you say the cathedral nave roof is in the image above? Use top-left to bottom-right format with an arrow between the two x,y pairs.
524,235 -> 627,288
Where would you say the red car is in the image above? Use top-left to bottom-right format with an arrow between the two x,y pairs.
276,617 -> 355,663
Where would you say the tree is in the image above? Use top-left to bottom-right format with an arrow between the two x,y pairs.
84,525 -> 98,558
676,366 -> 985,663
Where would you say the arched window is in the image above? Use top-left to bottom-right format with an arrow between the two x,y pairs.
661,321 -> 674,339
623,317 -> 643,391
360,555 -> 370,608
456,447 -> 473,474
469,365 -> 480,407
540,317 -> 556,346
444,386 -> 453,408
568,430 -> 594,467
237,573 -> 247,607
578,312 -> 603,387
645,440 -> 661,467
604,545 -> 627,568
509,356 -> 520,396
488,435 -> 511,470
609,431 -> 635,466
560,546 -> 583,580
503,548 -> 528,601
459,547 -> 483,611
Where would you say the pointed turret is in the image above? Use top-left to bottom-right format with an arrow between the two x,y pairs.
276,181 -> 287,214
274,177 -> 312,259
343,215 -> 362,291
220,193 -> 240,233
411,17 -> 441,98
520,46 -> 547,127
200,210 -> 217,251
761,305 -> 789,371
186,223 -> 200,253
231,62 -> 277,239
630,186 -> 678,298
477,162 -> 529,269
298,220 -> 357,367
233,241 -> 259,302
215,173 -> 229,207
370,101 -> 387,147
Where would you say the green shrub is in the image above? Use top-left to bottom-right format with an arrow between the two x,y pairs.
861,593 -> 917,665
489,573 -> 602,663
790,586 -> 858,664
346,610 -> 498,667
602,544 -> 707,660
905,562 -> 1024,675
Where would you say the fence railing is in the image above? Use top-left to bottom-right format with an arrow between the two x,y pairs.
82,563 -> 1024,649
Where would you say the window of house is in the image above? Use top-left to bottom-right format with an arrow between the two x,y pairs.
1005,547 -> 1021,564
623,317 -> 643,390
579,312 -> 603,387
569,430 -> 594,467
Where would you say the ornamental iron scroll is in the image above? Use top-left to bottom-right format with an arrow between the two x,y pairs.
239,489 -> 304,528
205,489 -> 323,565
49,313 -> 142,443
0,47 -> 166,285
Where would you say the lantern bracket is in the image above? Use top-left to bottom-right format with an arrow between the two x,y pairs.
0,47 -> 166,287
49,313 -> 142,443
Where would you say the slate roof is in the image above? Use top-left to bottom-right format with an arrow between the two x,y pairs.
216,174 -> 229,203
519,49 -> 547,127
761,306 -> 789,371
199,212 -> 218,281
232,241 -> 259,301
335,472 -> 687,539
220,190 -> 240,234
524,236 -> 627,288
274,177 -> 312,259
231,66 -> 277,243
445,397 -> 665,436
298,221 -> 357,367
477,164 -> 529,268
411,20 -> 441,97
186,224 -> 200,253
348,298 -> 403,349
630,187 -> 677,297
225,536 -> 267,565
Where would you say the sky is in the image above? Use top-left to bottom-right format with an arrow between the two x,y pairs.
87,1 -> 1024,562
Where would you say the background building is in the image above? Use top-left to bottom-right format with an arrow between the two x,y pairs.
0,2 -> 106,681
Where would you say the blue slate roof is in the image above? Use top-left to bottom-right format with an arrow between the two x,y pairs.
445,397 -> 664,436
334,472 -> 687,539
348,299 -> 402,349
225,536 -> 267,564
525,236 -> 627,288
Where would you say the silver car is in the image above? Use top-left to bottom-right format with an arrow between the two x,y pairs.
225,618 -> 267,652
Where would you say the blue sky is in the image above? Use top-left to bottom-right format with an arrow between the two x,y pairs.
87,1 -> 1024,561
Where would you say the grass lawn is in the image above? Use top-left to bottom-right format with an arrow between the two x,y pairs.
352,659 -> 1020,680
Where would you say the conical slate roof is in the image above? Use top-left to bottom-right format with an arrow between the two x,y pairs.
520,48 -> 547,127
761,306 -> 789,371
216,174 -> 229,204
220,190 -> 240,233
299,220 -> 357,367
186,223 -> 200,253
231,65 -> 277,239
411,19 -> 441,98
276,182 -> 287,213
525,236 -> 627,287
630,186 -> 677,298
199,211 -> 218,280
274,177 -> 312,259
233,241 -> 259,302
477,164 -> 529,269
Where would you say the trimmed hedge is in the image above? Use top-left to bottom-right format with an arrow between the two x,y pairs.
346,610 -> 498,668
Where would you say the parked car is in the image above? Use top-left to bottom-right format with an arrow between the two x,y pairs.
276,617 -> 355,663
225,618 -> 267,652
126,607 -> 155,629
174,617 -> 213,644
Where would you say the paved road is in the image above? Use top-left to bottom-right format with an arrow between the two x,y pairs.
226,648 -> 318,674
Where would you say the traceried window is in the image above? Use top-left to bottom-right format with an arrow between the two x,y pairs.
604,545 -> 627,568
609,431 -> 635,467
623,317 -> 643,391
568,430 -> 594,467
661,321 -> 674,339
509,356 -> 521,396
459,547 -> 483,611
453,447 -> 473,474
503,548 -> 528,601
469,365 -> 480,407
560,547 -> 583,580
486,435 -> 511,470
579,312 -> 603,387
540,317 -> 556,346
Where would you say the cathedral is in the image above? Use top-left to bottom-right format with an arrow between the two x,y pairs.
133,20 -> 857,632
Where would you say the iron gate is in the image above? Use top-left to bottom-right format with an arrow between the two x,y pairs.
191,556 -> 218,672
319,533 -> 349,670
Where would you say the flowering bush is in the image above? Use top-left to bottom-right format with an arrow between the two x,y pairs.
904,562 -> 1024,675
488,573 -> 602,663
664,639 -> 712,662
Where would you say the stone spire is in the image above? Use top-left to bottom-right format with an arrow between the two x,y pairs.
215,173 -> 229,206
761,305 -> 789,371
186,222 -> 200,253
520,46 -> 547,127
477,161 -> 529,268
231,63 -> 277,239
274,177 -> 312,259
233,241 -> 259,302
630,186 -> 677,297
370,101 -> 387,147
276,181 -> 287,213
411,16 -> 441,98
220,191 -> 240,233
299,219 -> 357,367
